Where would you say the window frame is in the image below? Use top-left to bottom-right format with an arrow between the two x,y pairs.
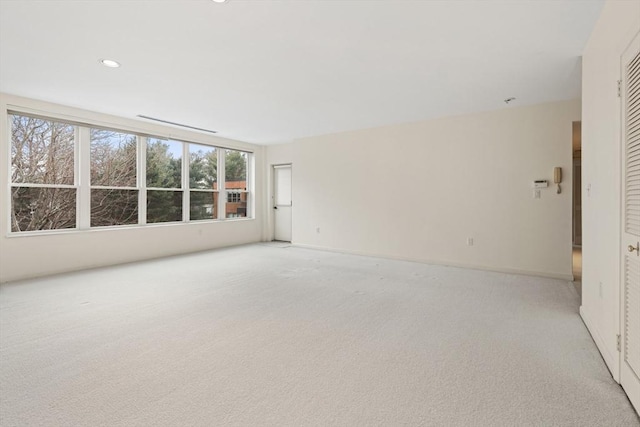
188,142 -> 221,222
88,127 -> 140,228
145,137 -> 185,225
223,148 -> 251,219
9,114 -> 80,233
6,109 -> 254,236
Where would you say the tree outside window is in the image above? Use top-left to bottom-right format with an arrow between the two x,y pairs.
10,115 -> 76,232
9,113 -> 253,233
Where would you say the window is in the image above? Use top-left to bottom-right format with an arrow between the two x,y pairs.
227,192 -> 241,203
189,143 -> 218,220
10,115 -> 77,232
147,138 -> 183,223
90,129 -> 138,227
8,111 -> 253,234
224,149 -> 248,218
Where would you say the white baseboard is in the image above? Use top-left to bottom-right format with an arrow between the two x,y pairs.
291,243 -> 574,281
579,306 -> 619,383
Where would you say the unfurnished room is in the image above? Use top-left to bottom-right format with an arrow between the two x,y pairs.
0,0 -> 639,425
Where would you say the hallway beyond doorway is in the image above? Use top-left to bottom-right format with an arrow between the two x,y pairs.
573,246 -> 582,296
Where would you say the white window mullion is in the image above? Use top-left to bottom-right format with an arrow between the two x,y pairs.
247,153 -> 254,218
138,136 -> 147,225
77,126 -> 91,229
218,148 -> 226,220
183,140 -> 189,222
6,116 -> 12,234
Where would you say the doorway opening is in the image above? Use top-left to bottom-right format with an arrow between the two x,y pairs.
572,121 -> 582,295
273,164 -> 292,242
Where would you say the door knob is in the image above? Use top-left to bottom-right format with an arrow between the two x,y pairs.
629,243 -> 640,254
274,206 -> 278,210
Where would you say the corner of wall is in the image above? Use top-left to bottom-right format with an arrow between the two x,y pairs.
580,0 -> 640,380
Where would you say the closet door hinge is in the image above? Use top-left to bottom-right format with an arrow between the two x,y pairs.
617,334 -> 621,352
618,80 -> 622,98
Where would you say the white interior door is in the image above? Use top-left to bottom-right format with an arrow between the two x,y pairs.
273,164 -> 292,242
620,30 -> 640,414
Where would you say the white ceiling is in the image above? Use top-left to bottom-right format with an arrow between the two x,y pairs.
0,0 -> 603,144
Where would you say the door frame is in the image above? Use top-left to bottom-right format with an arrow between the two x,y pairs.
573,157 -> 582,247
618,29 -> 640,413
271,163 -> 292,242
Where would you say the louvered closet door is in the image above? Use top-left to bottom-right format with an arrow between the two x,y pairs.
621,30 -> 640,414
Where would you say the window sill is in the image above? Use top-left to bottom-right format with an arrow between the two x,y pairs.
5,217 -> 255,238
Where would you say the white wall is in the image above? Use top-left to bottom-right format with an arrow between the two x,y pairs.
0,94 -> 265,283
270,99 -> 580,279
580,0 -> 640,380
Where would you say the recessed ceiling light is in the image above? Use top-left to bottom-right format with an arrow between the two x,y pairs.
211,0 -> 227,3
99,59 -> 121,68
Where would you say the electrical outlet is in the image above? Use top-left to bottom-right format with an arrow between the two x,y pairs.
467,237 -> 474,246
533,189 -> 541,199
316,227 -> 320,233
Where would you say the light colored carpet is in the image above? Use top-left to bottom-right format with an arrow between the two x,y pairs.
0,244 -> 637,426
